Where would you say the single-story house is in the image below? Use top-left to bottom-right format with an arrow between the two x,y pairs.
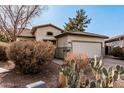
105,34 -> 124,55
55,31 -> 108,58
17,24 -> 108,58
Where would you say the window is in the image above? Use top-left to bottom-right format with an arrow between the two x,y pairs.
47,32 -> 53,36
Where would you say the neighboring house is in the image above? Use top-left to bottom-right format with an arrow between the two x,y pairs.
17,28 -> 35,41
17,24 -> 108,58
105,34 -> 124,55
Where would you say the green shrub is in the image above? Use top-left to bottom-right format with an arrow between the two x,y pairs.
0,45 -> 8,61
111,46 -> 124,57
7,41 -> 56,74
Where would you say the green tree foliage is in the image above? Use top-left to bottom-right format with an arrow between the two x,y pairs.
64,9 -> 91,32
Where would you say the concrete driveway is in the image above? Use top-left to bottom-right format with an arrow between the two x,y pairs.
103,57 -> 124,87
53,59 -> 63,65
53,57 -> 124,67
103,57 -> 124,68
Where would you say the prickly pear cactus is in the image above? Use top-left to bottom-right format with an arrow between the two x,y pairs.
59,55 -> 124,88
90,56 -> 124,88
59,53 -> 89,88
90,57 -> 103,81
59,60 -> 85,88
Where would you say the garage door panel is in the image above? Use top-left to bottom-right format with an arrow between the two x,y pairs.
72,42 -> 102,58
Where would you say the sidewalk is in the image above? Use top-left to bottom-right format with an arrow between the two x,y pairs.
53,59 -> 64,65
0,68 -> 9,74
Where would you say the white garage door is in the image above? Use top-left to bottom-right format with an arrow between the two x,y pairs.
72,41 -> 102,58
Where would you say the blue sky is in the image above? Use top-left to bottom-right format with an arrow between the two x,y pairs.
32,5 -> 124,37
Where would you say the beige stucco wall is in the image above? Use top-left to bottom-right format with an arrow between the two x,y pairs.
17,37 -> 35,41
68,35 -> 105,47
34,26 -> 62,41
56,34 -> 106,57
57,35 -> 68,47
57,35 -> 105,47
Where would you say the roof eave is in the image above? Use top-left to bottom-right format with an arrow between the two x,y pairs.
18,36 -> 35,38
105,35 -> 124,43
55,32 -> 109,39
31,24 -> 65,35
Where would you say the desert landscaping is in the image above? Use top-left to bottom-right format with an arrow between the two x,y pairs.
0,5 -> 124,88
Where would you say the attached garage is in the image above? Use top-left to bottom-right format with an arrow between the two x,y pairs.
72,41 -> 102,58
55,31 -> 108,59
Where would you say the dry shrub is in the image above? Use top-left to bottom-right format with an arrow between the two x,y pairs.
0,45 -> 8,61
59,52 -> 89,88
35,41 -> 56,63
58,71 -> 67,88
64,52 -> 89,69
7,40 -> 56,74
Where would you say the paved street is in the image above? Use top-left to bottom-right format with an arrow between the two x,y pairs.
103,57 -> 124,68
53,57 -> 124,68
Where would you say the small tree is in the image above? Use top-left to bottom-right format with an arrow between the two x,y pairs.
64,9 -> 91,32
0,5 -> 47,42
